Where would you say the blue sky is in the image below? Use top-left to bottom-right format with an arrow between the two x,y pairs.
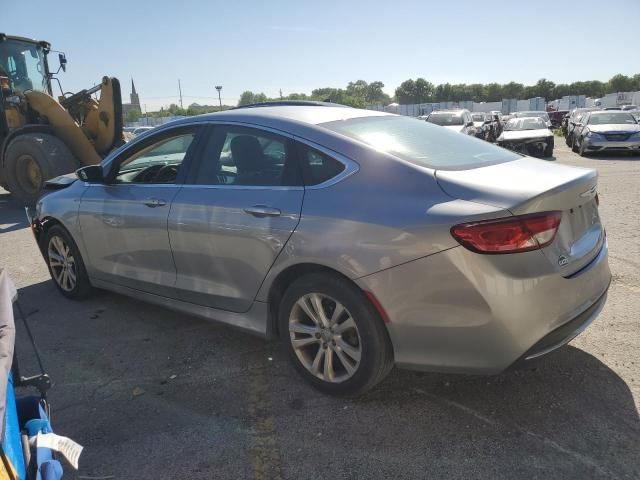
7,0 -> 640,110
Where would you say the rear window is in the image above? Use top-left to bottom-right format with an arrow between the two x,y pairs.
320,116 -> 519,170
425,113 -> 464,126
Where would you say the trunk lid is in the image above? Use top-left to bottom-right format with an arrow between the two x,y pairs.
436,157 -> 604,274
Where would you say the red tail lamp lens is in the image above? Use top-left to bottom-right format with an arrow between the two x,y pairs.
451,211 -> 562,254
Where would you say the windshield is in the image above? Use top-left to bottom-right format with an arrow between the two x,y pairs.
320,115 -> 519,170
514,111 -> 550,121
505,117 -> 548,131
425,113 -> 464,126
588,112 -> 638,125
0,39 -> 48,93
471,114 -> 485,121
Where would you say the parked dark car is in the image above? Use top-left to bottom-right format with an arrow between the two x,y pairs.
548,110 -> 569,129
565,108 -> 598,147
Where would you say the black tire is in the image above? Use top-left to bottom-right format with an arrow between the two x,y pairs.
43,225 -> 92,300
578,138 -> 588,157
565,132 -> 572,147
4,133 -> 79,206
544,137 -> 554,158
278,273 -> 393,396
571,136 -> 579,153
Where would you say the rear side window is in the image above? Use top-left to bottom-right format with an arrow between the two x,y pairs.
321,116 -> 519,170
296,144 -> 345,186
193,126 -> 302,186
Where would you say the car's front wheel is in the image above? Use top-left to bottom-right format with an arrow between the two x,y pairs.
578,138 -> 588,157
545,137 -> 554,158
44,225 -> 92,300
279,273 -> 393,396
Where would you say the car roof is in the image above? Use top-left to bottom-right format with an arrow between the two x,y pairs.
168,104 -> 391,128
430,110 -> 467,115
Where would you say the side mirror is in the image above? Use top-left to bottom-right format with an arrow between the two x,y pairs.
575,122 -> 583,127
58,53 -> 67,72
76,165 -> 103,183
466,121 -> 474,127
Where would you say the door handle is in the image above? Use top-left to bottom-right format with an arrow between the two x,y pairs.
243,205 -> 281,218
143,198 -> 166,208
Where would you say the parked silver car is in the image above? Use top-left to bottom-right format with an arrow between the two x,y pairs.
497,117 -> 554,157
423,109 -> 477,136
572,111 -> 640,156
512,111 -> 552,128
30,103 -> 611,395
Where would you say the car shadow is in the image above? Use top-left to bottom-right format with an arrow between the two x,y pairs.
0,191 -> 28,234
12,279 -> 640,479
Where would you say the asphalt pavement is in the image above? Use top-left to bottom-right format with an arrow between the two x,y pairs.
0,141 -> 638,479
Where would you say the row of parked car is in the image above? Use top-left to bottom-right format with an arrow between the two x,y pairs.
420,109 -> 555,157
562,107 -> 640,156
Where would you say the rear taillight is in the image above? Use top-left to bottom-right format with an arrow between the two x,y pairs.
451,211 -> 562,254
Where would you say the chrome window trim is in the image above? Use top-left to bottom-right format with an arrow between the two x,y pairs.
102,120 -> 360,190
179,184 -> 304,191
84,183 -> 182,189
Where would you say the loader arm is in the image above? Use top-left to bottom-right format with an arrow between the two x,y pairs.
23,90 -> 101,166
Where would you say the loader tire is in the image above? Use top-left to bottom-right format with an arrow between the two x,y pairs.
4,133 -> 80,206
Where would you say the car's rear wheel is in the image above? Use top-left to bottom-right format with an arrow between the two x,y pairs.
279,273 -> 393,396
44,225 -> 92,300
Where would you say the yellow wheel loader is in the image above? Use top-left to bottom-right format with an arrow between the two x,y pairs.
0,33 -> 123,204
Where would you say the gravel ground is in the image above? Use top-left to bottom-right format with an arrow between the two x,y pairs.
0,142 -> 638,479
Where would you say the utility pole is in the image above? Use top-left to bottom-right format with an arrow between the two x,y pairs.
215,85 -> 223,109
178,79 -> 183,109
279,89 -> 283,100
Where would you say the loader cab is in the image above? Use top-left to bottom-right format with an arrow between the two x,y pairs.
0,34 -> 53,96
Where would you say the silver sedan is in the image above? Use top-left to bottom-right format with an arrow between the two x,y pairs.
572,111 -> 640,156
30,102 -> 611,395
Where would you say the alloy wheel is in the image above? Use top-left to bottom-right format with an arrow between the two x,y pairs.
47,235 -> 77,292
289,293 -> 362,383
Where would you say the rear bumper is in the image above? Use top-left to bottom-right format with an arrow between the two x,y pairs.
356,238 -> 611,374
513,286 -> 608,364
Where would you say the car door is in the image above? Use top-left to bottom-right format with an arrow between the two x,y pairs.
78,125 -> 203,296
168,124 -> 304,313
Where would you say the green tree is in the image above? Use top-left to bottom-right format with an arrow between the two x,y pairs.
531,78 -> 555,99
238,91 -> 267,106
125,108 -> 141,123
414,78 -> 434,103
485,83 -> 503,102
607,74 -> 634,92
395,79 -> 416,104
502,82 -> 525,99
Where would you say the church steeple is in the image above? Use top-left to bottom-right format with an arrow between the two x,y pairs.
130,78 -> 140,109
